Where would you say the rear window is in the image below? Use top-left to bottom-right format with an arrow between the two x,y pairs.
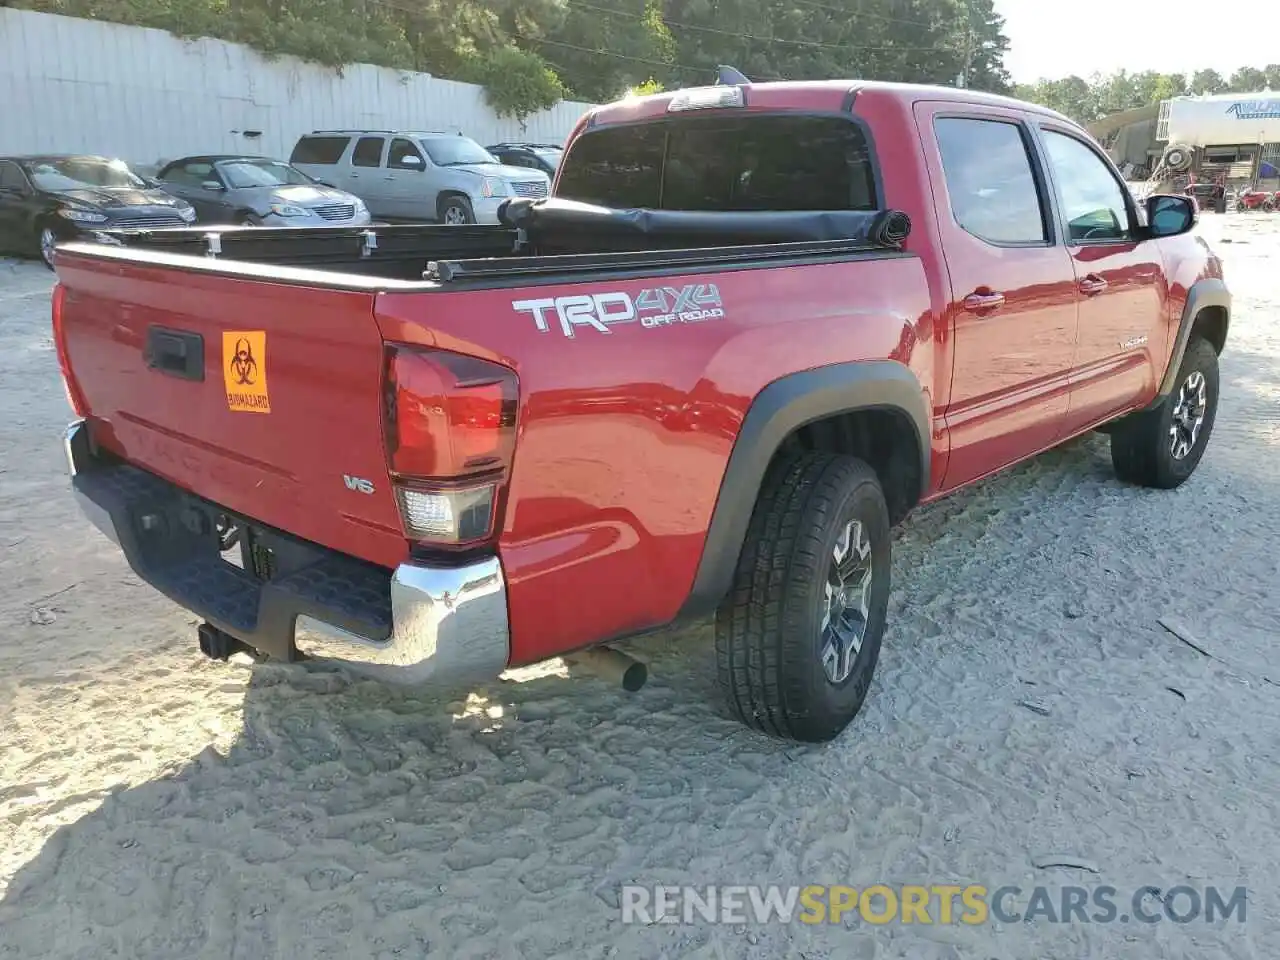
290,136 -> 350,165
556,115 -> 877,211
353,136 -> 385,168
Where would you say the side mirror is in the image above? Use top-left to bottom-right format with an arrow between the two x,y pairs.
1146,194 -> 1197,238
201,180 -> 225,191
397,155 -> 424,170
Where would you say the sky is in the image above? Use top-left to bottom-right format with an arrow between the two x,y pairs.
994,0 -> 1277,84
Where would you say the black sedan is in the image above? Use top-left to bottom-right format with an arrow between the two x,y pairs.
0,154 -> 197,268
485,142 -> 563,178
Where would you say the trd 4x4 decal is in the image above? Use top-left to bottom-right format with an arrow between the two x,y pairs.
513,284 -> 724,338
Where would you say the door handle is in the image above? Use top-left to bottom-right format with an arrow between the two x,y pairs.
1079,275 -> 1108,295
963,290 -> 1006,312
144,326 -> 204,381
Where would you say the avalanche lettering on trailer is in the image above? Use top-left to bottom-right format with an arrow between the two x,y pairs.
512,284 -> 725,338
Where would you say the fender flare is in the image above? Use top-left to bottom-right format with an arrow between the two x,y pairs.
436,190 -> 473,218
677,360 -> 930,620
1155,277 -> 1230,399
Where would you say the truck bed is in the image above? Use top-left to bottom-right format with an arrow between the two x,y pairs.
81,200 -> 913,286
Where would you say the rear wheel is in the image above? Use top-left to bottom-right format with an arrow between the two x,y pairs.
1110,337 -> 1219,489
1264,200 -> 1277,213
715,452 -> 891,742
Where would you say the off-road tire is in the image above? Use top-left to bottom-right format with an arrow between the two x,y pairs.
1110,336 -> 1219,489
715,452 -> 891,742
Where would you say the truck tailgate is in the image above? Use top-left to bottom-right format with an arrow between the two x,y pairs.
55,252 -> 408,570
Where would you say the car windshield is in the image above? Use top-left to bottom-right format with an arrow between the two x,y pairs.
218,160 -> 313,188
24,157 -> 144,191
535,149 -> 562,170
421,137 -> 497,167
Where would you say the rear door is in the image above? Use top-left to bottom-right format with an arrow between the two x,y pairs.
347,136 -> 388,215
916,103 -> 1080,488
55,253 -> 408,570
1033,123 -> 1168,433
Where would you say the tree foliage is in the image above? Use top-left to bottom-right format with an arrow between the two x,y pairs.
3,0 -> 1014,118
1016,64 -> 1280,125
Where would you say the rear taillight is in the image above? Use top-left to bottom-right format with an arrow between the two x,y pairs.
50,283 -> 86,416
384,345 -> 518,547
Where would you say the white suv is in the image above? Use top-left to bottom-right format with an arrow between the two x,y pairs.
289,130 -> 551,225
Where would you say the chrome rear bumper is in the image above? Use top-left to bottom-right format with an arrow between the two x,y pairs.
64,419 -> 510,686
292,559 -> 509,685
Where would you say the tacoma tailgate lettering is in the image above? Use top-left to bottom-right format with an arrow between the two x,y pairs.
222,331 -> 271,413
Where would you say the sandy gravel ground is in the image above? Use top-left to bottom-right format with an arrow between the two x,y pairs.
2,217 -> 1279,959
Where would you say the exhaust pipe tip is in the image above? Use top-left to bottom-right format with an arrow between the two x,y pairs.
565,645 -> 648,692
197,622 -> 251,662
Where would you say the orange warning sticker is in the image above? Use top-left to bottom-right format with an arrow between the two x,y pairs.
222,331 -> 270,413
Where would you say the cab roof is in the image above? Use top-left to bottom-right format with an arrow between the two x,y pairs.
586,79 -> 1077,130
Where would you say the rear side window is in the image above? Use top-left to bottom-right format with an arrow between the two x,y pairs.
933,118 -> 1047,245
352,137 -> 385,168
557,115 -> 877,212
159,161 -> 215,186
290,136 -> 349,165
0,161 -> 29,191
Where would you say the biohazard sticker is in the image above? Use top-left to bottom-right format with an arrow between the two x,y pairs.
222,331 -> 270,413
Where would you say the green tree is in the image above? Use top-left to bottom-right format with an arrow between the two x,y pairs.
1189,68 -> 1226,95
1228,66 -> 1268,92
4,0 -> 1018,111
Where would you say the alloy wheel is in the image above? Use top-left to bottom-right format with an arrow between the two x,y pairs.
819,518 -> 874,684
40,227 -> 57,266
1170,370 -> 1208,460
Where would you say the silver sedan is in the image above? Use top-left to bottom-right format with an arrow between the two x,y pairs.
153,155 -> 372,227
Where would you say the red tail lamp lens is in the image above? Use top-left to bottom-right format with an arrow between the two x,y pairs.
51,283 -> 87,416
384,346 -> 518,545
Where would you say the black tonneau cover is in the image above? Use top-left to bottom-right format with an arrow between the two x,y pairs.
501,197 -> 911,253
80,199 -> 911,284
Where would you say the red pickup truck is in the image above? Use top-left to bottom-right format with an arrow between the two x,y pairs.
52,80 -> 1229,743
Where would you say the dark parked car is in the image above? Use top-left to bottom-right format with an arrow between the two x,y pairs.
484,142 -> 563,178
154,155 -> 370,227
0,154 -> 196,267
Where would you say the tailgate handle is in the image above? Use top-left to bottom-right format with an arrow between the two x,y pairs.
145,326 -> 205,381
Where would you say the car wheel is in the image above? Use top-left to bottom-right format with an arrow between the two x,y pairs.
439,195 -> 475,226
715,452 -> 891,742
1264,201 -> 1277,213
36,221 -> 61,270
1110,337 -> 1219,489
